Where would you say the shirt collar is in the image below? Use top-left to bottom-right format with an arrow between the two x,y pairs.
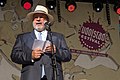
34,29 -> 48,41
34,29 -> 47,34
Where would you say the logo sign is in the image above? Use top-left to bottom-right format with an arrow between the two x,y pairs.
79,19 -> 107,50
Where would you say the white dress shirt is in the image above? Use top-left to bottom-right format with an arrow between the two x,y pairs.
34,29 -> 48,41
34,29 -> 48,78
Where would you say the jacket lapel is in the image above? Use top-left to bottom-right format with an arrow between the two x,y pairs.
30,31 -> 37,40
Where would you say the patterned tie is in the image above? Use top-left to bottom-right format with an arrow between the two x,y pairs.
38,32 -> 45,78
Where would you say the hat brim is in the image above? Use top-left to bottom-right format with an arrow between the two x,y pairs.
26,11 -> 54,25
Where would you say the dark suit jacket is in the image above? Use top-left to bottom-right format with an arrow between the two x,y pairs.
11,30 -> 71,80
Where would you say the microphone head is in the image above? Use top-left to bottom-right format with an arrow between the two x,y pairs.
44,21 -> 51,27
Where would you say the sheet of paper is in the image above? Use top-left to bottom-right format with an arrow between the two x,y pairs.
42,40 -> 51,52
32,39 -> 51,52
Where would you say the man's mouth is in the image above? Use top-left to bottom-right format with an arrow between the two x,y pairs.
36,22 -> 42,24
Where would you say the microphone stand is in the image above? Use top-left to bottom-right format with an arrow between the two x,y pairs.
46,24 -> 57,80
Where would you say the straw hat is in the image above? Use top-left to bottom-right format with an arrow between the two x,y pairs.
26,5 -> 54,24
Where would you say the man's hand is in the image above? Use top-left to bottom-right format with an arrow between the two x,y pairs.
32,48 -> 44,59
45,45 -> 56,53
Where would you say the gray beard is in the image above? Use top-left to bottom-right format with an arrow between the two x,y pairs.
34,27 -> 45,32
33,24 -> 45,32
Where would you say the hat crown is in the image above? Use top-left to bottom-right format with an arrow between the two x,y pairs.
34,5 -> 48,14
26,5 -> 54,24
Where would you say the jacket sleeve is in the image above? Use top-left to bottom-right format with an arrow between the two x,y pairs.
10,34 -> 33,64
55,34 -> 72,62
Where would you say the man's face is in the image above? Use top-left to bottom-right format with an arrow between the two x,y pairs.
33,13 -> 48,32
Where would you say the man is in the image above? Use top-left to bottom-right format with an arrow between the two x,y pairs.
10,5 -> 71,80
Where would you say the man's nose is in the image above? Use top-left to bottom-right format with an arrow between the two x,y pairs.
36,17 -> 41,21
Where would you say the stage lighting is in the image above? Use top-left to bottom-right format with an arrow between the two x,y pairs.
65,0 -> 77,12
114,3 -> 120,15
0,0 -> 6,7
21,0 -> 33,10
93,0 -> 103,12
114,6 -> 120,15
46,0 -> 56,10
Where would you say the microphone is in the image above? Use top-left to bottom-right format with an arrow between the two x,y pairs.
44,21 -> 51,28
44,21 -> 51,31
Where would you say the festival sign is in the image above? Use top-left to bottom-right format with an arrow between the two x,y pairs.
78,18 -> 107,50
